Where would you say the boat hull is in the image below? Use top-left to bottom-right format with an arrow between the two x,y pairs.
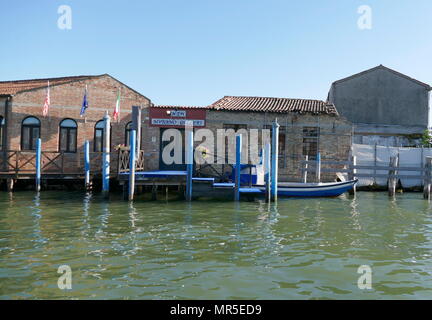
256,180 -> 358,198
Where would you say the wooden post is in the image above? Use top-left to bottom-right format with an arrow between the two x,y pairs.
264,143 -> 271,203
35,138 -> 41,192
234,134 -> 242,201
348,155 -> 357,195
424,157 -> 432,200
302,155 -> 308,183
316,152 -> 321,183
151,184 -> 158,200
388,156 -> 398,197
128,130 -> 136,201
84,140 -> 91,192
185,127 -> 194,201
102,112 -> 111,197
373,143 -> 377,185
271,120 -> 279,202
7,178 -> 14,192
132,106 -> 141,159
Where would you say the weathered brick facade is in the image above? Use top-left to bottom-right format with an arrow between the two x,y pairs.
140,108 -> 352,182
0,75 -> 150,173
0,75 -> 353,183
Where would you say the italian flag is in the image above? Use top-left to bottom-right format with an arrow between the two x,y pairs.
113,88 -> 120,121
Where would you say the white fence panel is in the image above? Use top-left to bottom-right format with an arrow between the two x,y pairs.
353,144 -> 432,187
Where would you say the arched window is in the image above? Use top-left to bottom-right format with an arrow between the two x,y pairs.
0,116 -> 4,150
125,122 -> 132,146
59,119 -> 77,153
21,116 -> 40,150
94,120 -> 112,152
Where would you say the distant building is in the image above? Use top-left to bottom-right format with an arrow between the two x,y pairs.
327,65 -> 431,147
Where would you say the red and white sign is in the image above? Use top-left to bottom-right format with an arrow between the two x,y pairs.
149,107 -> 207,128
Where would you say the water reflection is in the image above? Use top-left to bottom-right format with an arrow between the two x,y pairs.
1,191 -> 432,299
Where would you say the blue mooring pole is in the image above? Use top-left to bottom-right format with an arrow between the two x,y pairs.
185,129 -> 194,201
316,152 -> 321,183
129,130 -> 136,201
235,134 -> 242,201
35,138 -> 41,192
271,120 -> 280,202
102,112 -> 111,197
264,142 -> 271,203
84,140 -> 90,191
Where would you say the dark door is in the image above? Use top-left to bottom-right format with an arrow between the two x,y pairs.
159,128 -> 186,171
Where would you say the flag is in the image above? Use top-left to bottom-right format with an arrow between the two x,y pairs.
113,88 -> 121,121
80,85 -> 88,117
42,81 -> 50,117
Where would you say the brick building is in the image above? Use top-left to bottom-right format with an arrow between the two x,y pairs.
0,74 -> 150,177
0,74 -> 352,186
145,96 -> 353,182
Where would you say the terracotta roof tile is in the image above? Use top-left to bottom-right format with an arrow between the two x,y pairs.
0,75 -> 104,95
210,96 -> 339,115
154,105 -> 208,110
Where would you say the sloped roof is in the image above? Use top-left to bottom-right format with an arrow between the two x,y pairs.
332,65 -> 431,90
0,75 -> 104,95
154,105 -> 207,110
210,96 -> 339,115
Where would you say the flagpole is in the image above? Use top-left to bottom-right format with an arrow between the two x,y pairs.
118,87 -> 121,124
84,85 -> 87,124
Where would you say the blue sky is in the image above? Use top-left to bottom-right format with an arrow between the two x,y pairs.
1,0 -> 431,107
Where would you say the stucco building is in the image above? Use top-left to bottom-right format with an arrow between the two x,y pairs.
327,65 -> 431,147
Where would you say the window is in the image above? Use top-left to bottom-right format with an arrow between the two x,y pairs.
21,116 -> 40,150
94,120 -> 112,152
223,124 -> 247,163
264,125 -> 285,156
0,116 -> 4,150
303,127 -> 320,159
125,122 -> 132,146
59,119 -> 77,153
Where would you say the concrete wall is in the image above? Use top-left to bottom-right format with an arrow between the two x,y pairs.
328,67 -> 430,128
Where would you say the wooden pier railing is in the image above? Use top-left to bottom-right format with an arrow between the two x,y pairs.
0,149 -> 145,177
300,155 -> 432,198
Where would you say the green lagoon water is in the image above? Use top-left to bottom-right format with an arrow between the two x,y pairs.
1,191 -> 432,299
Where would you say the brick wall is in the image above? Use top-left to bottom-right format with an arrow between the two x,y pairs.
141,108 -> 352,182
204,110 -> 352,182
6,75 -> 150,172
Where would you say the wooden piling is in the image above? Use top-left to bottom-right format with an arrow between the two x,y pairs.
185,127 -> 194,201
316,152 -> 321,184
234,134 -> 242,201
348,155 -> 357,195
102,112 -> 111,198
424,157 -> 432,200
128,130 -> 136,201
151,184 -> 158,201
271,120 -> 279,202
7,178 -> 14,192
84,140 -> 91,192
388,155 -> 398,197
35,138 -> 41,192
302,155 -> 308,183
